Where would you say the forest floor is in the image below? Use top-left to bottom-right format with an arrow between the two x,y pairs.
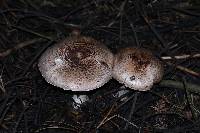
0,0 -> 200,132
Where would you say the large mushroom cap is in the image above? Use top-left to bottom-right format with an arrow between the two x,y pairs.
38,35 -> 114,91
113,47 -> 163,91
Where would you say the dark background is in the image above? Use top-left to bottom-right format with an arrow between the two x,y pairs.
0,0 -> 200,132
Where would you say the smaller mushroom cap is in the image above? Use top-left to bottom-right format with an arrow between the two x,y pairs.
112,47 -> 163,91
38,35 -> 114,91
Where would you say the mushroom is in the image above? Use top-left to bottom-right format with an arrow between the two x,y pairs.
38,33 -> 114,91
112,47 -> 163,91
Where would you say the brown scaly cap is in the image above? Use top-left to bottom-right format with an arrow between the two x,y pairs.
38,35 -> 114,91
112,47 -> 163,91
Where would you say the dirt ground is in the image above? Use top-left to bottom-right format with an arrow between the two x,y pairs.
0,0 -> 200,133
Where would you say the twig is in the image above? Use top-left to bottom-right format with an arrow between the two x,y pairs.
5,77 -> 29,86
124,12 -> 140,47
175,65 -> 199,77
13,107 -> 26,133
0,22 -> 53,40
0,38 -> 43,58
0,68 -> 5,93
172,7 -> 200,17
96,103 -> 116,129
24,111 -> 28,133
0,9 -> 82,30
161,54 -> 200,60
182,78 -> 198,120
107,2 -> 122,27
124,92 -> 139,130
166,62 -> 200,77
34,126 -> 77,133
141,14 -> 166,49
117,115 -> 139,129
0,96 -> 16,125
99,114 -> 139,129
159,80 -> 200,94
119,14 -> 123,46
61,2 -> 92,21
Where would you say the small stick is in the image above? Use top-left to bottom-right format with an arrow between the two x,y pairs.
98,114 -> 139,129
117,115 -> 139,129
0,68 -> 5,93
96,103 -> 116,129
175,65 -> 200,77
161,54 -> 200,60
0,38 -> 43,58
34,126 -> 77,133
159,80 -> 200,94
124,92 -> 139,130
141,15 -> 166,49
166,62 -> 200,77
